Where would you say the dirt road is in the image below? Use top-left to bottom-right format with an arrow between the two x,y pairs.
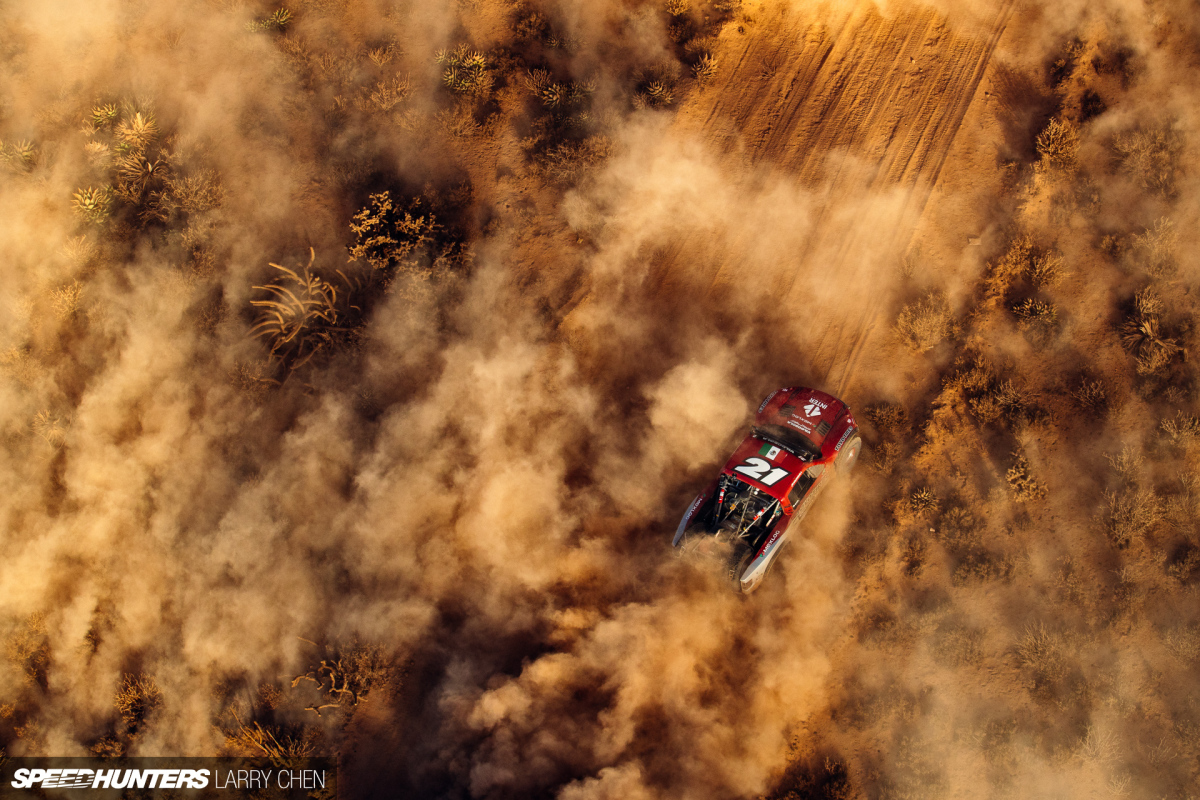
674,0 -> 1016,397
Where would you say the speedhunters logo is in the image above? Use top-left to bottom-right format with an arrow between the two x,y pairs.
0,759 -> 335,798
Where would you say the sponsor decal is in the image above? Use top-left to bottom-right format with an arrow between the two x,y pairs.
758,443 -> 782,460
835,427 -> 853,451
757,390 -> 779,414
762,528 -> 782,552
684,494 -> 703,523
733,457 -> 789,486
803,400 -> 826,418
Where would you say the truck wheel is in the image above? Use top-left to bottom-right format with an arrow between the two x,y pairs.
836,433 -> 863,475
727,542 -> 755,593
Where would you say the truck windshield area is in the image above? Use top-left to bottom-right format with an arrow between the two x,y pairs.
752,424 -> 821,461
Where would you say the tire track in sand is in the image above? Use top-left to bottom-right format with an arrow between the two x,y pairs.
673,0 -> 1015,398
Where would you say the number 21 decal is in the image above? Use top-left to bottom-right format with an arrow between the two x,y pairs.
734,457 -> 790,486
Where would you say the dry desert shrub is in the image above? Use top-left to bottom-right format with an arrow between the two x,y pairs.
1130,218 -> 1178,276
534,136 -> 614,185
1035,118 -> 1080,177
292,643 -> 399,717
1114,126 -> 1183,196
348,191 -> 439,273
1162,626 -> 1200,661
1119,287 -> 1184,375
5,615 -> 50,688
1012,298 -> 1058,341
1006,451 -> 1046,502
250,250 -> 360,370
226,714 -> 318,763
1028,252 -> 1066,288
895,292 -> 953,352
1162,413 -> 1200,447
966,378 -> 1029,427
985,235 -> 1032,298
1103,487 -> 1163,546
1071,376 -> 1109,416
1016,624 -> 1071,700
115,674 -> 162,736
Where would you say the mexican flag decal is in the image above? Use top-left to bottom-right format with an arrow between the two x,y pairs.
759,443 -> 782,460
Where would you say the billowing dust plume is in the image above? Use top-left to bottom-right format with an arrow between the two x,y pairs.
2,0 -> 1199,797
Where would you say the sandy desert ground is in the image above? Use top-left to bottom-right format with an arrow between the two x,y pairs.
2,0 -> 1199,797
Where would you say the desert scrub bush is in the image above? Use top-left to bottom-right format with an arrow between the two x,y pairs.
250,250 -> 360,370
49,280 -> 85,320
1103,487 -> 1163,546
985,235 -> 1032,298
1012,298 -> 1058,340
533,136 -> 613,186
1119,287 -> 1184,375
967,378 -> 1029,427
115,674 -> 162,737
895,292 -> 953,352
357,76 -> 410,113
347,191 -> 439,273
1114,126 -> 1183,196
226,713 -> 318,762
664,0 -> 689,14
5,615 -> 49,688
437,45 -> 491,96
1130,217 -> 1177,276
1071,376 -> 1109,416
985,235 -> 1066,297
1162,413 -> 1200,447
1028,252 -> 1066,288
292,642 -> 400,717
1035,118 -> 1080,177
1006,451 -> 1047,502
1016,624 -> 1072,702
866,402 -> 909,436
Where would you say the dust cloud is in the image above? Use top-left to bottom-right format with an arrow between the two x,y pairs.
2,0 -> 1200,797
